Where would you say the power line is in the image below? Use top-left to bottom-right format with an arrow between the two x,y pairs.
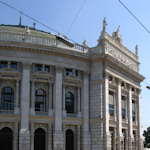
66,0 -> 87,36
119,0 -> 150,33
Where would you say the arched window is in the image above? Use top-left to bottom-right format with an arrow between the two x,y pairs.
35,89 -> 46,112
0,127 -> 13,150
34,128 -> 45,150
1,87 -> 14,110
66,129 -> 74,150
65,92 -> 74,113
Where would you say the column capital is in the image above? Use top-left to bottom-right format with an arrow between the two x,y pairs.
56,66 -> 63,73
22,63 -> 31,69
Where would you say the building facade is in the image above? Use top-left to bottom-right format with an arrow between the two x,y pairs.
0,19 -> 144,150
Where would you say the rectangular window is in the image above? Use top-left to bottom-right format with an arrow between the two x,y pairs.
109,91 -> 114,115
65,69 -> 78,76
35,64 -> 42,72
132,101 -> 136,121
45,65 -> 50,72
10,62 -> 17,69
0,61 -> 8,69
122,96 -> 126,119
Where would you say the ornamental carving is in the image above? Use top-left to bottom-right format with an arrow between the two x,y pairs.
107,46 -> 138,72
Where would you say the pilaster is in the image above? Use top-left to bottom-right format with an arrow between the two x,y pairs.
82,72 -> 91,150
53,66 -> 64,150
48,82 -> 53,116
13,122 -> 18,150
15,79 -> 20,114
128,85 -> 133,150
30,80 -> 35,115
19,63 -> 31,150
104,72 -> 111,150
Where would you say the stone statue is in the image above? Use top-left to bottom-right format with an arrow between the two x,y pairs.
103,17 -> 107,31
25,26 -> 30,34
135,45 -> 138,56
116,25 -> 120,37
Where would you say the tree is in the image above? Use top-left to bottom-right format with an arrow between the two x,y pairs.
143,127 -> 150,148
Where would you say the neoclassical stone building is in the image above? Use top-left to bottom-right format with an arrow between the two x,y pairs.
0,19 -> 144,150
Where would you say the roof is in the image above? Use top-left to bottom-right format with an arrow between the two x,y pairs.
0,24 -> 56,39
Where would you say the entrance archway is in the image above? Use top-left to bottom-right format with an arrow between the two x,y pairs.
66,129 -> 74,150
34,128 -> 45,150
0,127 -> 13,150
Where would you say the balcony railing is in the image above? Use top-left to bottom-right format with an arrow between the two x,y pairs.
0,31 -> 87,53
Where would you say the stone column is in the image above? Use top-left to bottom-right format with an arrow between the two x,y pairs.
77,125 -> 81,150
104,73 -> 111,150
82,72 -> 91,150
13,122 -> 18,150
128,85 -> 133,150
19,63 -> 31,150
125,97 -> 128,123
125,130 -> 128,150
135,102 -> 138,125
30,123 -> 34,150
117,79 -> 123,149
113,128 -> 116,150
62,84 -> 66,117
77,87 -> 81,117
53,66 -> 64,150
48,83 -> 53,116
114,93 -> 117,121
47,123 -> 52,150
15,79 -> 20,114
137,92 -> 143,150
30,80 -> 35,115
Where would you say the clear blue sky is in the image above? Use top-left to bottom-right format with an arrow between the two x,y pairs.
0,0 -> 150,134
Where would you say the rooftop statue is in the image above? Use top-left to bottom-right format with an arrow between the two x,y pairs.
25,26 -> 30,34
103,17 -> 107,31
112,25 -> 122,43
135,45 -> 138,56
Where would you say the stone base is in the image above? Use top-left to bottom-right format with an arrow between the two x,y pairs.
53,132 -> 64,150
19,129 -> 30,150
104,133 -> 111,150
81,132 -> 91,150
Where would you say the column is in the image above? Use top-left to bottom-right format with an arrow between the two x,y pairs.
138,92 -> 143,150
77,87 -> 81,117
48,83 -> 53,116
117,79 -> 123,149
19,63 -> 31,150
125,130 -> 128,150
113,128 -> 116,150
53,66 -> 64,150
47,123 -> 52,150
104,73 -> 111,150
30,80 -> 35,115
82,72 -> 91,150
114,93 -> 117,121
13,122 -> 18,150
135,102 -> 138,125
30,123 -> 34,150
125,97 -> 128,123
128,85 -> 133,150
62,84 -> 66,117
77,125 -> 81,150
15,79 -> 20,114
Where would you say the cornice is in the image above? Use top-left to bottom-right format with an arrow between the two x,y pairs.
0,42 -> 90,63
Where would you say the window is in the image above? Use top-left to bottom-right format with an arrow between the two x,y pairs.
45,65 -> 50,72
10,62 -> 17,69
1,87 -> 14,110
122,96 -> 126,119
132,101 -> 136,121
65,69 -> 78,76
0,62 -> 8,69
109,91 -> 114,116
35,89 -> 46,112
65,92 -> 74,113
35,65 -> 42,72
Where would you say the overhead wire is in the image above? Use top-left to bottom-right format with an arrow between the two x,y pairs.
119,0 -> 150,33
66,0 -> 87,36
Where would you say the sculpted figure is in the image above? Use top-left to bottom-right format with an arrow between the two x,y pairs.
25,26 -> 30,34
103,17 -> 107,31
135,45 -> 138,56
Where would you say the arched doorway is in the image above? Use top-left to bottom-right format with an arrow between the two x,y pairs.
34,128 -> 45,150
66,129 -> 74,150
0,127 -> 13,150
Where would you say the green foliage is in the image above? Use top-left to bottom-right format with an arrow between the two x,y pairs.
143,127 -> 150,148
